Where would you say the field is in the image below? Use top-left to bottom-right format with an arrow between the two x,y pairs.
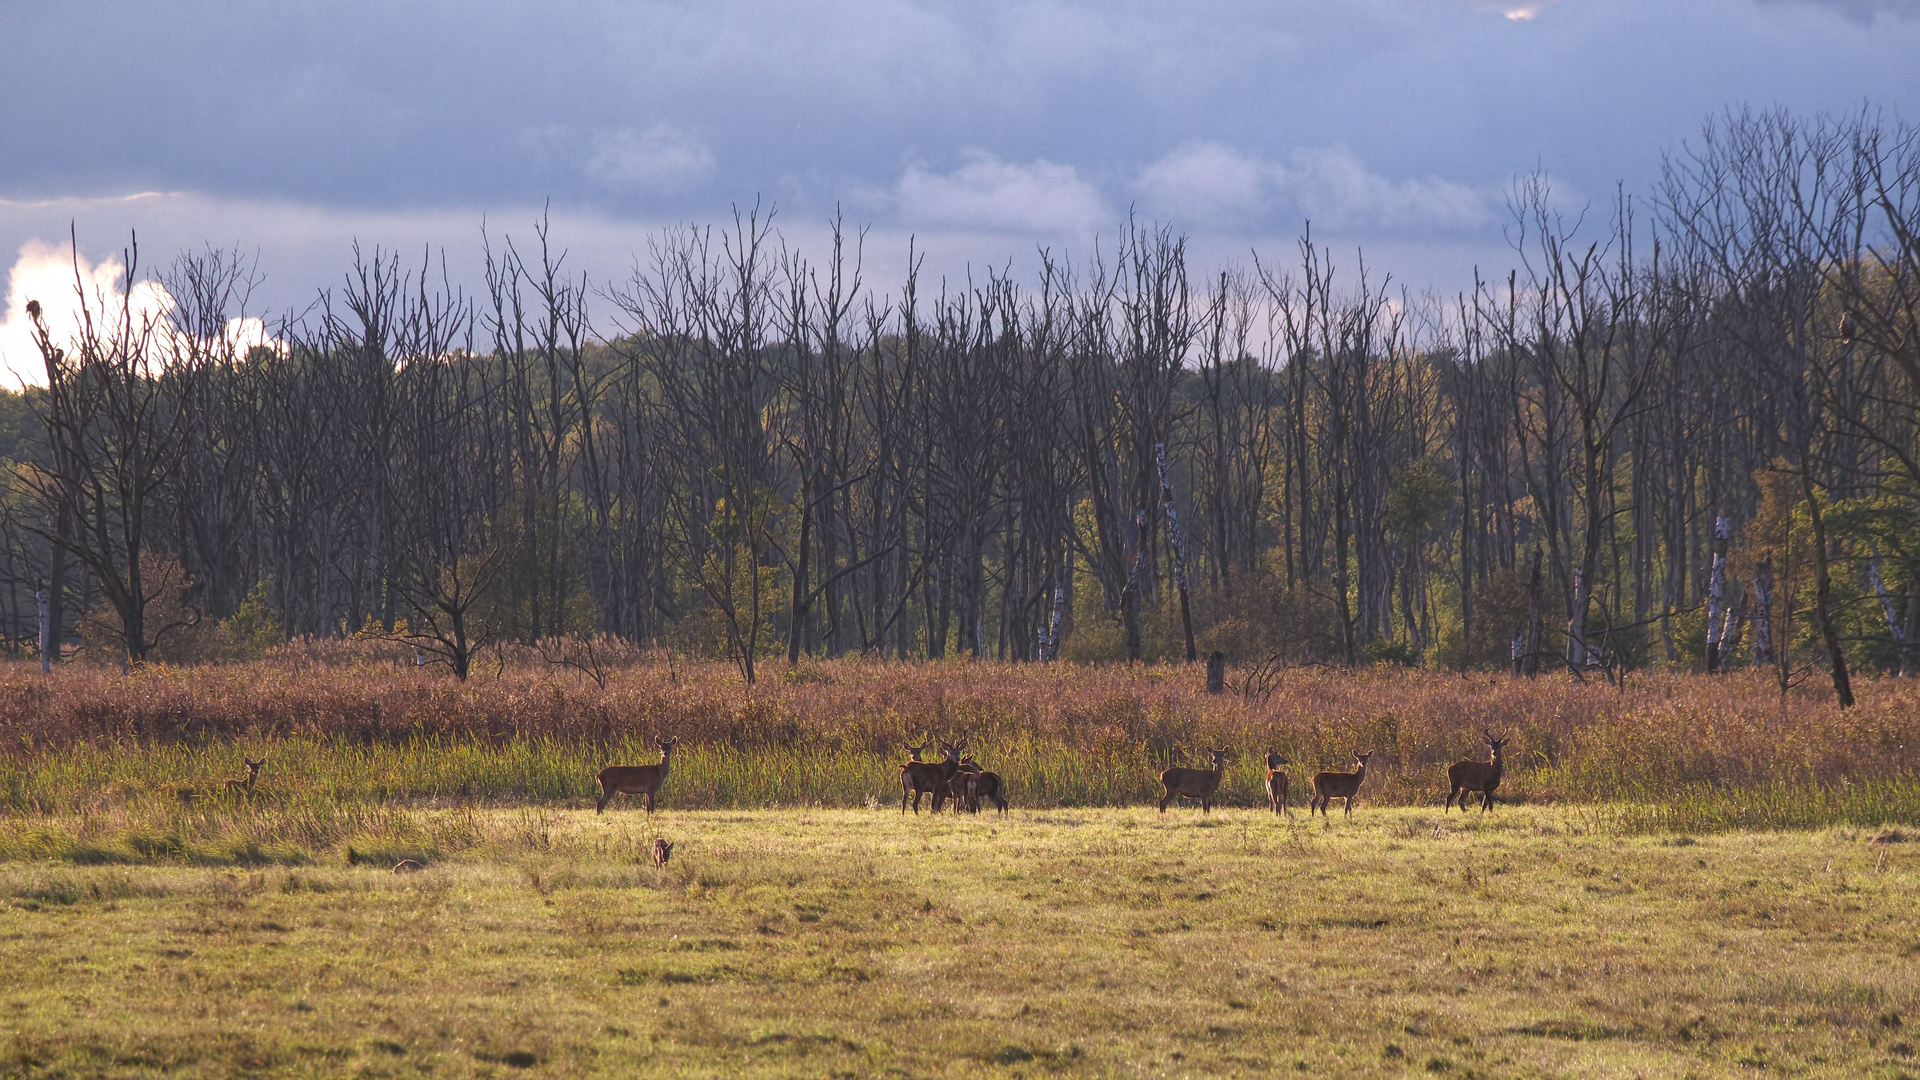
4,808 -> 1918,1079
2,656 -> 1919,1077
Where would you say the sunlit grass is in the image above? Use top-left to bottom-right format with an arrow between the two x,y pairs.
2,807 -> 1917,1078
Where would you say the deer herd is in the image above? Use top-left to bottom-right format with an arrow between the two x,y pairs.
198,729 -> 1513,822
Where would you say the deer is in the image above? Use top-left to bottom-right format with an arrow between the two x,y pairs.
1445,729 -> 1511,813
392,859 -> 425,874
650,838 -> 674,867
1310,751 -> 1373,817
900,740 -> 963,814
224,758 -> 266,799
943,755 -> 1008,815
946,756 -> 981,813
1264,752 -> 1292,816
595,738 -> 677,814
970,767 -> 1008,815
1159,747 -> 1230,814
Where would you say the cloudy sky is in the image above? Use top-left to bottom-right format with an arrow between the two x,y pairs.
2,0 -> 1917,380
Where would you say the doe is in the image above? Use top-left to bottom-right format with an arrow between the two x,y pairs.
1445,729 -> 1511,813
596,738 -> 677,814
1264,752 -> 1292,816
1310,751 -> 1373,817
225,758 -> 266,799
1159,748 -> 1230,814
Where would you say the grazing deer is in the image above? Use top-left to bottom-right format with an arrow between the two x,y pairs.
1264,752 -> 1292,816
595,738 -> 677,814
392,859 -> 425,874
1159,748 -> 1230,814
224,758 -> 266,799
1310,751 -> 1373,817
900,740 -> 963,814
650,838 -> 674,867
1446,730 -> 1511,813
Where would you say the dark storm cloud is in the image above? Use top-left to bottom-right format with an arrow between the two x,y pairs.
0,0 -> 1914,309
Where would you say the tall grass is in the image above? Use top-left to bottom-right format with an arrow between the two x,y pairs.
1,652 -> 1917,852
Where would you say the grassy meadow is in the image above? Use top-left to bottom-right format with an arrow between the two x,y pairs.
3,807 -> 1918,1079
2,654 -> 1919,1076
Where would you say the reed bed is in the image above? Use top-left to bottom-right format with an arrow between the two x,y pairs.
1,652 -> 1917,854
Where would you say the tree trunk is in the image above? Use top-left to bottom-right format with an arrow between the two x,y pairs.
1800,469 -> 1853,708
1523,548 -> 1544,676
1751,556 -> 1774,668
1705,515 -> 1729,674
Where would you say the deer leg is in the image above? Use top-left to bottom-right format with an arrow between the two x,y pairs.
645,790 -> 655,814
596,787 -> 612,814
1344,796 -> 1354,817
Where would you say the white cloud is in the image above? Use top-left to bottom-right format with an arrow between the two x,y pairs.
586,124 -> 717,193
0,240 -> 277,388
1138,144 -> 1492,235
1137,143 -> 1271,225
897,154 -> 1110,236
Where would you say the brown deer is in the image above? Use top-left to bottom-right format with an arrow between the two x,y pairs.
970,767 -> 1007,815
392,859 -> 425,874
946,756 -> 981,812
1310,751 -> 1373,817
224,758 -> 266,799
1445,730 -> 1511,813
1159,748 -> 1230,814
595,738 -> 677,814
650,838 -> 674,867
1264,752 -> 1291,816
900,740 -> 963,814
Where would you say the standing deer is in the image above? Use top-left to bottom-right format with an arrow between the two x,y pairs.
900,741 -> 963,814
1445,730 -> 1511,813
596,738 -> 677,814
650,838 -> 674,867
1310,751 -> 1373,817
1264,752 -> 1291,816
944,755 -> 1008,815
970,767 -> 1007,815
225,758 -> 266,799
1159,748 -> 1230,814
947,755 -> 981,812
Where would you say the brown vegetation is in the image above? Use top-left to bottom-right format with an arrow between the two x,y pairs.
0,649 -> 1917,809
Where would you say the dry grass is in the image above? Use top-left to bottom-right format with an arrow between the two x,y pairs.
2,654 -> 1917,820
2,807 -> 1917,1078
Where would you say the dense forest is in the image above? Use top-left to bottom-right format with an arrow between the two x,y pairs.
1,108 -> 1916,693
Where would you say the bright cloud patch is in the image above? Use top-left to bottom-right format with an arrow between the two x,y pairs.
0,241 -> 275,388
897,155 -> 1109,235
1139,143 -> 1492,235
587,124 -> 717,193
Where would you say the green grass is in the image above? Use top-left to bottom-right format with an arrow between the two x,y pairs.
6,736 -> 1920,860
2,805 -> 1918,1078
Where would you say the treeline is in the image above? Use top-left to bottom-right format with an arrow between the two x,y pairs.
1,107 -> 1916,691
